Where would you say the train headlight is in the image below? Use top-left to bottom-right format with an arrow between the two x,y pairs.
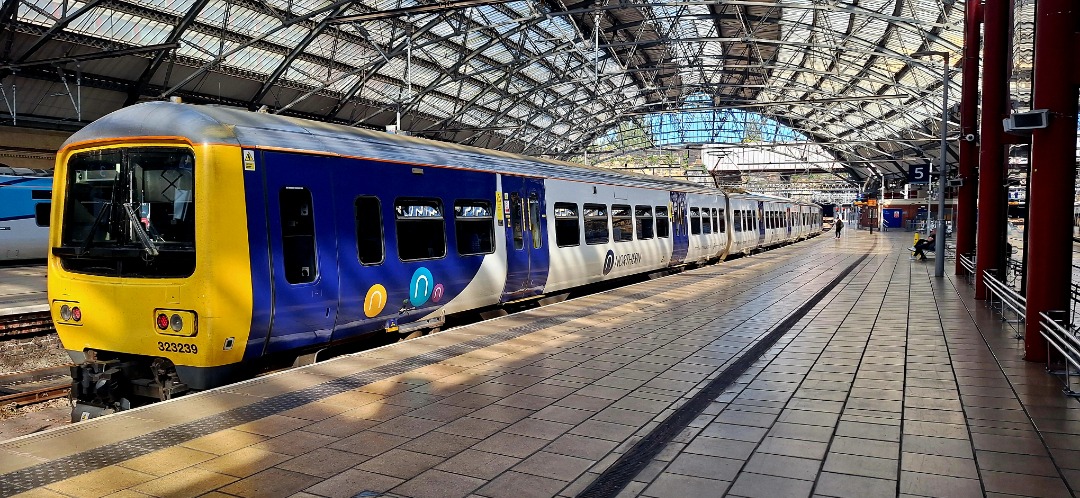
154,309 -> 198,337
53,301 -> 82,326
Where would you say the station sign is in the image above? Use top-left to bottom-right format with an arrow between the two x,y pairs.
908,163 -> 930,184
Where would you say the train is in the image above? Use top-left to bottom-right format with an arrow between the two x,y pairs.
44,102 -> 822,419
0,167 -> 52,261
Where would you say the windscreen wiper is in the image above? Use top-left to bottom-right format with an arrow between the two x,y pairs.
122,203 -> 160,257
78,201 -> 113,255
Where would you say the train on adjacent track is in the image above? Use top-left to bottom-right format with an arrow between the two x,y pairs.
43,102 -> 822,419
0,167 -> 52,261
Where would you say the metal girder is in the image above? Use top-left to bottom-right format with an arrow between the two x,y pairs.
250,3 -> 348,105
3,0 -> 968,173
13,0 -> 106,64
124,0 -> 210,106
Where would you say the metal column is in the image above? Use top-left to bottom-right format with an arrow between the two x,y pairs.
1024,0 -> 1078,362
974,0 -> 1012,300
955,0 -> 981,275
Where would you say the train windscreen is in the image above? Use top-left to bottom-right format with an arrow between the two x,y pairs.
55,147 -> 196,277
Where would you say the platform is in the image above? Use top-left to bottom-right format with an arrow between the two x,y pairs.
0,264 -> 47,315
1,230 -> 1077,498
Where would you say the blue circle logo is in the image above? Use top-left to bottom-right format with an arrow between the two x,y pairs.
409,267 -> 434,307
603,250 -> 615,275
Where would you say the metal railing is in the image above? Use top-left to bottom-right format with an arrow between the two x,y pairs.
984,270 -> 1026,340
959,253 -> 976,285
1039,311 -> 1080,396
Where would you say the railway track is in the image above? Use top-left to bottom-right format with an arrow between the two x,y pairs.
0,366 -> 70,407
0,309 -> 54,338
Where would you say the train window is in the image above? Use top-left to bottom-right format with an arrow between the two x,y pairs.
655,206 -> 669,238
612,204 -> 633,242
702,208 -> 712,234
35,203 -> 50,227
529,193 -> 542,249
733,210 -> 742,232
583,203 -> 609,244
280,187 -> 317,284
689,207 -> 701,235
31,190 -> 51,200
355,196 -> 384,265
396,198 -> 446,261
635,205 -> 654,240
711,209 -> 719,234
717,209 -> 726,233
509,192 -> 524,250
455,200 -> 494,256
554,202 -> 580,247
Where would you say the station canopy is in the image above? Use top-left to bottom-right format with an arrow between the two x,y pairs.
0,0 -> 965,181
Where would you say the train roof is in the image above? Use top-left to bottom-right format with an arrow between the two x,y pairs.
63,102 -> 817,207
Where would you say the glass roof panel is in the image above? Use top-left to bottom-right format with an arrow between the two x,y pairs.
9,0 -> 967,173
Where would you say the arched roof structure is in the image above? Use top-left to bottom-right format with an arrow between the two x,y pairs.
0,0 -> 965,182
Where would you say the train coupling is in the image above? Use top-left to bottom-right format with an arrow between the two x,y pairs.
70,359 -> 132,422
69,353 -> 189,421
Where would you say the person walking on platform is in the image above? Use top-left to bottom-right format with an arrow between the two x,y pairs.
834,218 -> 844,238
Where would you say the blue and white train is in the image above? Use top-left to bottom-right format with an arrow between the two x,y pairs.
45,102 -> 821,414
0,167 -> 52,261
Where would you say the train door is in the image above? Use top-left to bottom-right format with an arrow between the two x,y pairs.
500,176 -> 548,302
786,207 -> 793,239
757,201 -> 766,245
261,151 -> 339,354
669,191 -> 689,264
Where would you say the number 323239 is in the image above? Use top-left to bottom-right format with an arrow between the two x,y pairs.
158,342 -> 198,354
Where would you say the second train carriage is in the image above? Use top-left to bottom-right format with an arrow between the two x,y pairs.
0,168 -> 52,261
45,102 -> 821,417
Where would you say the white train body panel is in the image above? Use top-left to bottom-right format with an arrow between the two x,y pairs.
542,179 -> 673,293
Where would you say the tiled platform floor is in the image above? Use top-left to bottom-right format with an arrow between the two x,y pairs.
1,229 -> 1078,498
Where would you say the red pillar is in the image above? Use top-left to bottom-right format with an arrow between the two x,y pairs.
955,1 -> 981,275
1023,0 -> 1079,362
974,0 -> 1011,299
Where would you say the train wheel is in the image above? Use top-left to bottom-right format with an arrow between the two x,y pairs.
399,327 -> 440,342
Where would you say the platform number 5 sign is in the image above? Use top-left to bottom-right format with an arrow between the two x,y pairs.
907,163 -> 930,184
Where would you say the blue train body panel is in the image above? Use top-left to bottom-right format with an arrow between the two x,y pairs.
0,176 -> 51,222
243,150 -> 496,359
241,151 -> 274,361
262,152 -> 340,354
0,175 -> 52,261
329,156 -> 493,341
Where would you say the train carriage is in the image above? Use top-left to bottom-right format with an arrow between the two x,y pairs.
0,169 -> 52,261
45,102 -> 821,418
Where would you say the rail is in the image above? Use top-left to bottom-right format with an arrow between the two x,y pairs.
983,270 -> 1026,340
1072,282 -> 1080,335
0,310 -> 54,338
0,366 -> 71,407
1040,311 -> 1080,396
